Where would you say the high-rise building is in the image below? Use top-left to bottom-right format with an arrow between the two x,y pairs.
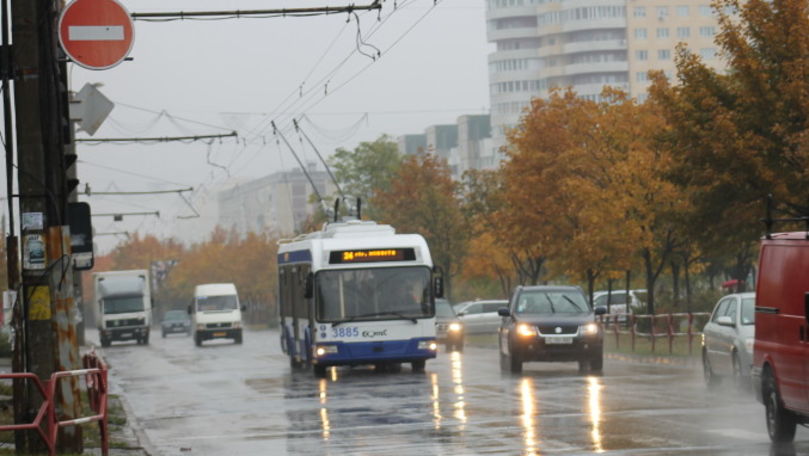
486,0 -> 723,152
217,166 -> 334,236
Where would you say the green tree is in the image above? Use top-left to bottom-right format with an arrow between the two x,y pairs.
329,135 -> 403,219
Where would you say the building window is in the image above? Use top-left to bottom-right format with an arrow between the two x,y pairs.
657,28 -> 669,38
634,6 -> 646,17
636,72 -> 649,82
676,5 -> 689,16
656,6 -> 669,18
658,49 -> 671,60
700,47 -> 716,59
635,50 -> 648,60
699,5 -> 712,16
700,26 -> 716,37
635,28 -> 648,39
677,26 -> 690,38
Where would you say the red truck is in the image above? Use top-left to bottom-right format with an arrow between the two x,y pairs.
752,230 -> 809,442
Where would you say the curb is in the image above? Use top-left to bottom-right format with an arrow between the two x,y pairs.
114,390 -> 157,456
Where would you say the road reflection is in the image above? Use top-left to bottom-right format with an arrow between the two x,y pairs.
430,372 -> 442,429
586,376 -> 604,453
520,377 -> 540,456
319,378 -> 331,441
450,351 -> 467,428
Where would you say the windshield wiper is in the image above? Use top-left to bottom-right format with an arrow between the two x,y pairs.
332,311 -> 418,327
544,295 -> 556,313
562,295 -> 586,312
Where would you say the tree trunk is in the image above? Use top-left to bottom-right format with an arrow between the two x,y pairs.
670,260 -> 680,307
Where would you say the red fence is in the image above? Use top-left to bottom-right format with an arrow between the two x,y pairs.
598,312 -> 711,355
0,352 -> 109,455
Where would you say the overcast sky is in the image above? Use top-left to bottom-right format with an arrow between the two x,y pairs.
7,0 -> 493,252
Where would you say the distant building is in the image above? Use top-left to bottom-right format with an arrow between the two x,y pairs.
217,165 -> 334,236
398,134 -> 427,156
398,114 -> 493,181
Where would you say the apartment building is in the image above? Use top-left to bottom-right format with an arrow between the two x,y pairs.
486,0 -> 723,152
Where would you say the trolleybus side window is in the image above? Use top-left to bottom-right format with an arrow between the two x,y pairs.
316,266 -> 433,322
295,265 -> 310,319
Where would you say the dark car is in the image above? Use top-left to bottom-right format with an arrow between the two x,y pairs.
161,309 -> 191,337
498,285 -> 606,374
435,298 -> 464,352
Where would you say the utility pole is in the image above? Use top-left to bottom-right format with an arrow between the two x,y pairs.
11,0 -> 83,452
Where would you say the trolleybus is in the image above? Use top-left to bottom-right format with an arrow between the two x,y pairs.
278,219 -> 441,377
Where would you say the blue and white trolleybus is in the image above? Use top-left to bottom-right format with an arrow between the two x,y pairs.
278,219 -> 441,377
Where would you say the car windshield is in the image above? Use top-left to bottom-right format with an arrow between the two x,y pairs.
741,297 -> 755,325
163,310 -> 187,321
435,299 -> 456,318
103,296 -> 144,314
515,290 -> 590,315
316,266 -> 432,322
196,295 -> 238,311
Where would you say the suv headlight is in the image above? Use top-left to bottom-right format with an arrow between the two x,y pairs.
516,323 -> 537,337
580,323 -> 599,336
448,322 -> 462,332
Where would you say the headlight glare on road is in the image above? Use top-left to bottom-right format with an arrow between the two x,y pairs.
581,323 -> 599,336
315,345 -> 338,357
745,338 -> 755,354
418,340 -> 438,351
448,322 -> 462,332
516,323 -> 537,337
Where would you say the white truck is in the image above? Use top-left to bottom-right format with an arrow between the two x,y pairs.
94,269 -> 152,347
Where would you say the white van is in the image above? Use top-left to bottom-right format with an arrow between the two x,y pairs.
190,283 -> 244,346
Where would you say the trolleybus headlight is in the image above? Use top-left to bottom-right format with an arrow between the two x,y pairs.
448,322 -> 462,332
516,323 -> 537,337
580,323 -> 599,336
418,340 -> 438,351
315,345 -> 338,357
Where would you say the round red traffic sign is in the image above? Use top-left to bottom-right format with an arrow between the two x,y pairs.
58,0 -> 134,70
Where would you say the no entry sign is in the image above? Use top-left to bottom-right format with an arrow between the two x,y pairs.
58,0 -> 134,70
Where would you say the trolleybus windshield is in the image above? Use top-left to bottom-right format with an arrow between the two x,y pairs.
316,266 -> 432,323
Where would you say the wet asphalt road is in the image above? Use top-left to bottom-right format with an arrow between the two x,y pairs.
90,329 -> 809,456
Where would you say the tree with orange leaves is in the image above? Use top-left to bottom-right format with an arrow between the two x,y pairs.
373,153 -> 469,299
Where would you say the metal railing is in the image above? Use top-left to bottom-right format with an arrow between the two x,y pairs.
599,312 -> 711,355
0,352 -> 109,455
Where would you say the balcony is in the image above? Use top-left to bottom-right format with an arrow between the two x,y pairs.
563,39 -> 627,54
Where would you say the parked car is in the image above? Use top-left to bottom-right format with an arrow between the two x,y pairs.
751,231 -> 809,442
161,309 -> 191,337
435,298 -> 464,352
498,285 -> 606,374
701,292 -> 755,389
455,299 -> 508,334
592,289 -> 646,321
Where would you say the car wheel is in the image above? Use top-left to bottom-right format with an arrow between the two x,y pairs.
161,330 -> 166,338
764,369 -> 797,443
411,360 -> 426,373
314,364 -> 327,378
100,337 -> 110,348
194,333 -> 202,347
590,353 -> 603,373
578,360 -> 590,374
143,334 -> 149,345
731,351 -> 746,390
702,350 -> 720,389
445,342 -> 454,352
234,333 -> 243,344
456,342 -> 464,353
508,350 -> 522,374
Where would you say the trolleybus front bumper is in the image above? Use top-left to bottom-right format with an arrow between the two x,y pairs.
312,337 -> 437,366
